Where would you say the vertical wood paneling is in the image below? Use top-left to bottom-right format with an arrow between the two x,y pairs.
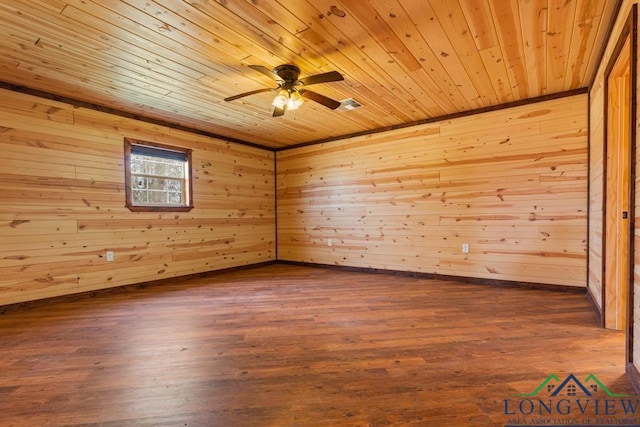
277,95 -> 588,287
519,0 -> 549,97
589,73 -> 606,312
547,0 -> 579,92
589,0 -> 640,368
590,1 -> 625,294
0,88 -> 275,306
488,0 -> 529,101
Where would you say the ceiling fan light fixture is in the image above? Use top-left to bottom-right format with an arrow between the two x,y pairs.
227,63 -> 344,116
272,89 -> 289,108
287,91 -> 304,110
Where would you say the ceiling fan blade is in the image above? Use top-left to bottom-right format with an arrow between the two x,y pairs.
249,64 -> 283,82
299,90 -> 342,110
224,87 -> 275,102
298,71 -> 344,87
272,106 -> 285,117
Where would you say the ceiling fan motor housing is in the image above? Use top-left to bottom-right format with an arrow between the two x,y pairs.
274,64 -> 301,89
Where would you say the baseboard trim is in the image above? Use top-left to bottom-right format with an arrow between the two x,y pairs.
587,286 -> 604,327
0,261 -> 277,315
277,260 -> 587,294
0,260 -> 589,314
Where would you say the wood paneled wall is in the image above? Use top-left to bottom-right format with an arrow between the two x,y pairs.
589,71 -> 607,312
0,88 -> 275,306
589,0 -> 640,375
588,3 -> 637,320
277,95 -> 588,287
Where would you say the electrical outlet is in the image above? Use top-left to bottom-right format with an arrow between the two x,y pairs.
327,238 -> 332,247
106,251 -> 114,262
462,243 -> 469,254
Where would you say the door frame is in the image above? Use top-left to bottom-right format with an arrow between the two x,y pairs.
602,4 -> 637,364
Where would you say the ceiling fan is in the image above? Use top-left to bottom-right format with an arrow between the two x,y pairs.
224,64 -> 344,117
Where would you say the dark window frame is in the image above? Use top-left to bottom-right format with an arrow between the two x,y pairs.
124,138 -> 194,212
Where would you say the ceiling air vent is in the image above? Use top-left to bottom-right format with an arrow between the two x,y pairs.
338,98 -> 363,111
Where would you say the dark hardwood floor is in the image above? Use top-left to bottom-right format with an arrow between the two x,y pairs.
0,264 -> 636,426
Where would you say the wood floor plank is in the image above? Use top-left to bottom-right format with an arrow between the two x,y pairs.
0,264 -> 635,426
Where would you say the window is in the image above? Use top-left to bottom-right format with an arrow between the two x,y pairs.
124,138 -> 193,212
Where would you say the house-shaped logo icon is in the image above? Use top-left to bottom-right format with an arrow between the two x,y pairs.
549,373 -> 592,397
516,373 -> 633,397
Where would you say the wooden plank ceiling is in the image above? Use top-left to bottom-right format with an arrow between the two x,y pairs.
0,0 -> 619,149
